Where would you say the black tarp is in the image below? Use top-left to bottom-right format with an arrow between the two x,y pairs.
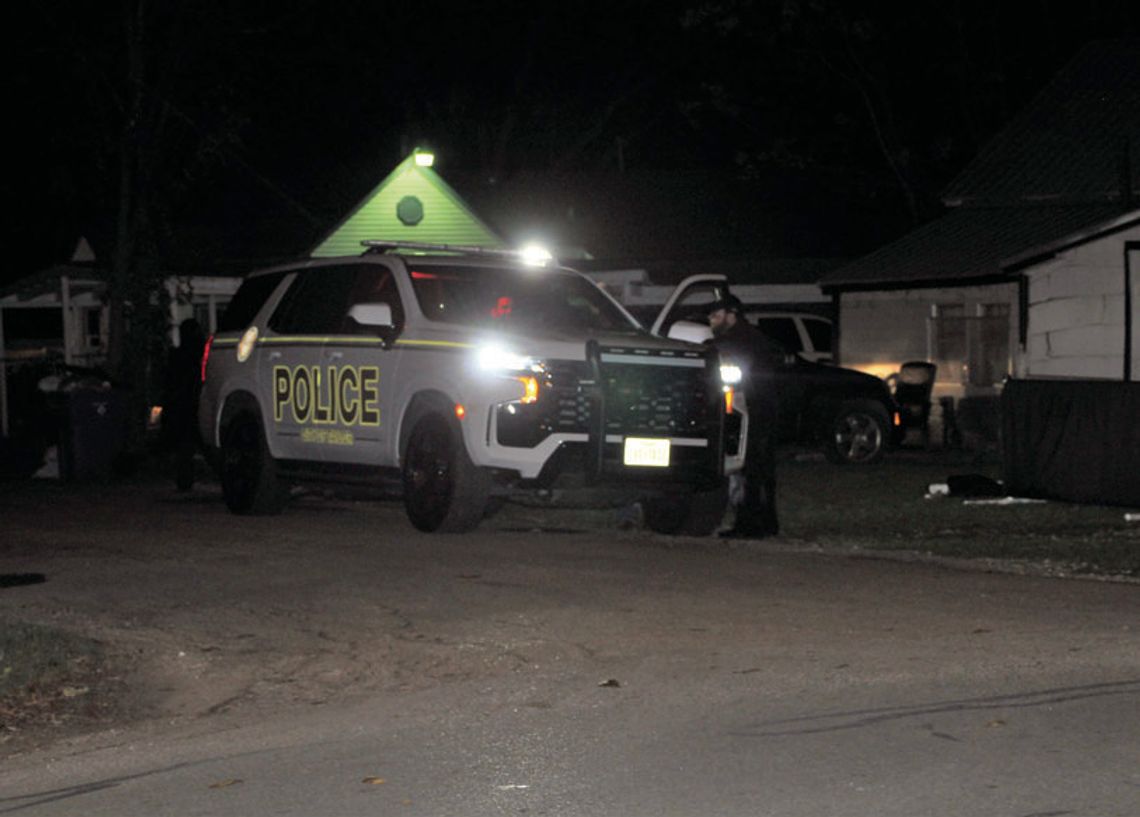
1002,379 -> 1140,506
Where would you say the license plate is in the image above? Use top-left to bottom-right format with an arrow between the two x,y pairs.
623,437 -> 671,467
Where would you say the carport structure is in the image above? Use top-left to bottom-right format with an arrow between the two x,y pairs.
0,252 -> 106,437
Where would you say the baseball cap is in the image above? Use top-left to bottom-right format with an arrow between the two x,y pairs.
706,292 -> 744,314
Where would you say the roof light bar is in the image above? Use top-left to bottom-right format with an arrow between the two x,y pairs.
519,243 -> 553,267
361,240 -> 557,265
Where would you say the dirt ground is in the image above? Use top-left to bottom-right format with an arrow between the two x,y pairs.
2,461 -> 1136,758
0,474 -> 641,753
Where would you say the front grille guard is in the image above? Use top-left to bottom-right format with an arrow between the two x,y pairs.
575,341 -> 723,484
585,339 -> 606,480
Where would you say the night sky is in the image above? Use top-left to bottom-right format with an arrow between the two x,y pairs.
7,1 -> 1140,286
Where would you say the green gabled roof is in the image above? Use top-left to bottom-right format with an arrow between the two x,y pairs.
310,154 -> 506,257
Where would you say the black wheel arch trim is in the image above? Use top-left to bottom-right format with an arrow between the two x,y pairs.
398,390 -> 459,462
219,390 -> 264,443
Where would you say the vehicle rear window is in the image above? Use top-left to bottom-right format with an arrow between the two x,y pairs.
754,317 -> 801,352
409,264 -> 635,332
217,272 -> 287,332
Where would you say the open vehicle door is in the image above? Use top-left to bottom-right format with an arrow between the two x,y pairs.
649,273 -> 728,341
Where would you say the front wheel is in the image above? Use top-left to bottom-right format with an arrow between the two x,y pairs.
824,401 -> 889,465
402,413 -> 490,532
221,414 -> 286,515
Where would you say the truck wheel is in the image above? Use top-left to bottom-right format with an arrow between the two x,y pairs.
644,481 -> 729,536
221,414 -> 286,515
824,401 -> 889,465
402,413 -> 490,532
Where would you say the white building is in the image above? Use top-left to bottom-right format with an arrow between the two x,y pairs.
821,40 -> 1140,446
1009,211 -> 1140,380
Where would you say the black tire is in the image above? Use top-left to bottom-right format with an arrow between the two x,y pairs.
221,414 -> 286,515
402,413 -> 490,532
643,480 -> 729,536
482,496 -> 508,520
824,401 -> 889,465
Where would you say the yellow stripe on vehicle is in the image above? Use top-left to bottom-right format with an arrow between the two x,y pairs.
259,336 -> 331,345
257,335 -> 388,347
240,335 -> 471,349
394,339 -> 473,349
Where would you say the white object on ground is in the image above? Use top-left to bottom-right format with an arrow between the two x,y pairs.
962,496 -> 1048,506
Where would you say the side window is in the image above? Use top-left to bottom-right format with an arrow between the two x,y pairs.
933,303 -> 966,361
972,303 -> 1011,386
217,272 -> 287,332
268,267 -> 360,335
754,317 -> 801,353
802,318 -> 832,352
342,266 -> 405,335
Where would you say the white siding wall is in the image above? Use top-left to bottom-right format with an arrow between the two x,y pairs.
838,282 -> 1018,397
1023,224 -> 1140,380
838,289 -> 932,364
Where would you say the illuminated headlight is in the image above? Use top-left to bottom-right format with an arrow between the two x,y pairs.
477,343 -> 542,373
719,363 -> 743,385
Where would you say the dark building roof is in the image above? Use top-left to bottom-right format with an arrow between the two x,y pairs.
824,39 -> 1140,291
822,204 -> 1122,290
943,39 -> 1140,207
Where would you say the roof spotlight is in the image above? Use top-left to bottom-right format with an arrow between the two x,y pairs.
519,243 -> 553,267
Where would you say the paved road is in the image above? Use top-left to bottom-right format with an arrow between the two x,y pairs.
2,480 -> 1139,815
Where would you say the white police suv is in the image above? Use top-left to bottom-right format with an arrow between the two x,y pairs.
199,242 -> 745,534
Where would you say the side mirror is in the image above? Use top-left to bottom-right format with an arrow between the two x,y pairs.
667,319 -> 714,345
348,302 -> 394,328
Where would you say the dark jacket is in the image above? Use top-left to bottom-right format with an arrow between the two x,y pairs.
711,317 -> 785,422
162,319 -> 206,445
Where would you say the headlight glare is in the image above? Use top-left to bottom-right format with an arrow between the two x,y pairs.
720,363 -> 743,385
477,343 -> 541,373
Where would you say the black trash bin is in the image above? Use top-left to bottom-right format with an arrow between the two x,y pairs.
57,388 -> 129,481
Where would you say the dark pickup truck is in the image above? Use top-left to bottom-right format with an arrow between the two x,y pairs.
647,275 -> 900,464
766,354 -> 900,464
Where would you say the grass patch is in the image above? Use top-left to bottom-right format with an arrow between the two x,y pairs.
0,619 -> 102,726
779,455 -> 1140,577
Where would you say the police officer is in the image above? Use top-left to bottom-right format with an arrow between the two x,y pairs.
162,318 -> 206,491
707,293 -> 784,538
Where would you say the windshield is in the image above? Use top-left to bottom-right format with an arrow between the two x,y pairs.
408,264 -> 636,333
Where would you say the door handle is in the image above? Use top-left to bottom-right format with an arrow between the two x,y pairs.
268,351 -> 282,360
327,350 -> 344,361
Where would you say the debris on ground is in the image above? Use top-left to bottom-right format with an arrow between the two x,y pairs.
926,474 -> 1008,499
962,497 -> 1048,506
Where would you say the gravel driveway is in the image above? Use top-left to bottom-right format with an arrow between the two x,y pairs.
3,474 -> 1139,758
